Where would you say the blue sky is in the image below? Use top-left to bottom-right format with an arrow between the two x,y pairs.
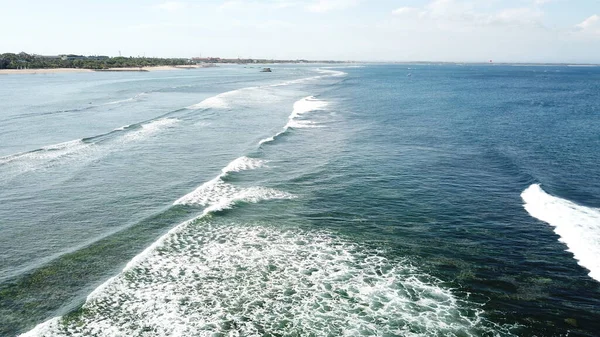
1,0 -> 599,62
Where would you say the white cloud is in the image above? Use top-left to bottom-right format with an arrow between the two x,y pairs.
307,0 -> 359,13
576,14 -> 599,31
218,0 -> 302,11
574,14 -> 600,37
490,7 -> 543,26
426,0 -> 466,18
152,1 -> 187,12
392,0 -> 544,28
391,7 -> 421,16
218,0 -> 357,13
218,0 -> 249,10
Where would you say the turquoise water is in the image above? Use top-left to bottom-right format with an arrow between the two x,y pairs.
1,65 -> 599,336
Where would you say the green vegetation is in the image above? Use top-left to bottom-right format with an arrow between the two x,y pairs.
0,52 -> 190,70
0,52 -> 345,70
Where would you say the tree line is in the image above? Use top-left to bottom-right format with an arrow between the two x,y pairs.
0,52 -> 190,70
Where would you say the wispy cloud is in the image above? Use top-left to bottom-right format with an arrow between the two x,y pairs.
491,7 -> 543,26
391,0 -> 545,28
307,0 -> 360,13
575,14 -> 600,35
218,0 -> 358,13
576,14 -> 599,30
391,7 -> 421,17
152,1 -> 187,12
218,0 -> 301,11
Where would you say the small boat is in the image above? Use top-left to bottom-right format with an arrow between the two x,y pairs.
261,67 -> 272,72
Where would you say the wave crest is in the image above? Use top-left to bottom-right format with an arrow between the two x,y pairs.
522,184 -> 600,282
259,96 -> 328,145
174,156 -> 290,207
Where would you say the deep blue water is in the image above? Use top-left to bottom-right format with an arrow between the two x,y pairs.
1,64 -> 599,336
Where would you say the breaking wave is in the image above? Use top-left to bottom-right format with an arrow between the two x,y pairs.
5,92 -> 149,123
0,139 -> 99,182
22,219 -> 510,337
187,86 -> 262,110
174,156 -> 292,208
102,92 -> 148,106
188,68 -> 346,111
122,118 -> 180,142
259,96 -> 328,145
0,118 -> 181,182
0,139 -> 91,166
522,184 -> 600,282
188,95 -> 230,110
316,68 -> 348,77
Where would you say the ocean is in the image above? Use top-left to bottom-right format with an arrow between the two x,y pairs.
0,64 -> 599,336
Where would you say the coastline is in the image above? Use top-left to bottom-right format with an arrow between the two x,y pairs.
0,68 -> 92,75
0,65 -> 208,75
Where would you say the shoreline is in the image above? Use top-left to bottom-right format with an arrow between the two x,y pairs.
0,65 -> 209,75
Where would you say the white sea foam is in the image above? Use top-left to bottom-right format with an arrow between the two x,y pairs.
113,124 -> 132,131
188,95 -> 229,109
268,76 -> 321,87
286,119 -> 321,129
222,156 -> 266,173
22,220 -> 512,337
2,117 -> 177,169
188,68 -> 345,110
0,140 -> 89,165
290,96 -> 328,118
0,139 -> 98,182
0,118 -> 180,183
270,69 -> 347,88
258,136 -> 275,145
103,92 -> 148,106
522,184 -> 600,282
173,156 -> 284,206
259,96 -> 328,145
317,68 -> 348,77
122,118 -> 180,142
187,87 -> 260,110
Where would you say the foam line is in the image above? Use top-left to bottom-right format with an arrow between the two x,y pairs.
0,117 -> 181,183
122,118 -> 179,142
316,68 -> 348,77
522,184 -> 600,282
187,87 -> 258,110
102,92 -> 148,106
188,68 -> 346,111
173,156 -> 285,206
259,96 -> 328,145
0,139 -> 89,166
0,139 -> 99,183
21,220 -> 513,337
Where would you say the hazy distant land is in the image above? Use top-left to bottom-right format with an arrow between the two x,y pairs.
0,52 -> 344,75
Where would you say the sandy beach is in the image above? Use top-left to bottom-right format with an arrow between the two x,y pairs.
0,68 -> 92,75
0,65 -> 206,75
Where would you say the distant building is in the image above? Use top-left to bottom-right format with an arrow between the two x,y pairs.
60,54 -> 86,61
191,57 -> 222,64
